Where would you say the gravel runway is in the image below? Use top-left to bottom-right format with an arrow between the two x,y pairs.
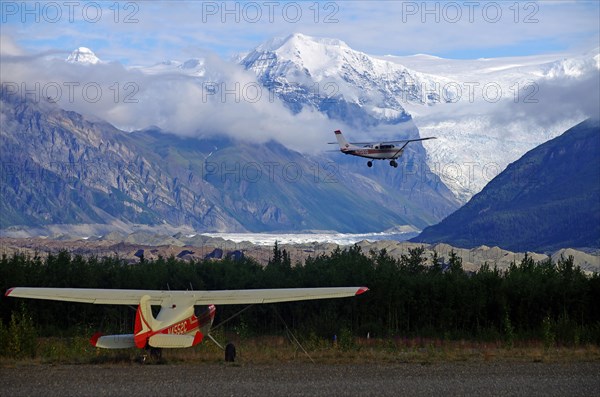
1,361 -> 599,396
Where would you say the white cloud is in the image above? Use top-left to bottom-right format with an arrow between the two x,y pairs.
0,35 -> 24,56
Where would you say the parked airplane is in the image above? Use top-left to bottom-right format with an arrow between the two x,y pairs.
329,129 -> 436,168
5,286 -> 368,359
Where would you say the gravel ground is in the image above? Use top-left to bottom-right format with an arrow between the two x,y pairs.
1,361 -> 599,396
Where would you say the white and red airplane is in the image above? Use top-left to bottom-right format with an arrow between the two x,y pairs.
5,286 -> 368,357
329,129 -> 436,168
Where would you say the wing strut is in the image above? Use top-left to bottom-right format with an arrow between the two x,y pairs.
270,306 -> 315,364
207,334 -> 225,350
210,304 -> 255,333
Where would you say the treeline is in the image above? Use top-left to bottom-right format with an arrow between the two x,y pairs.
1,244 -> 599,348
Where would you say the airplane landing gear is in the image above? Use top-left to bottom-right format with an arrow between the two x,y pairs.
225,342 -> 236,362
150,347 -> 163,361
367,161 -> 373,168
137,347 -> 163,364
390,160 -> 398,168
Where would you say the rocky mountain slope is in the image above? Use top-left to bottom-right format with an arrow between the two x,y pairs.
1,235 -> 597,274
0,89 -> 458,232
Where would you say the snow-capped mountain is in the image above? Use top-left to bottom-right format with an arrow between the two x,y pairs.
134,60 -> 182,74
66,47 -> 101,64
178,58 -> 205,76
136,58 -> 206,77
240,33 -> 453,127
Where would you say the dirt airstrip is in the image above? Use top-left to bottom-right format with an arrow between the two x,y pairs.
1,361 -> 599,396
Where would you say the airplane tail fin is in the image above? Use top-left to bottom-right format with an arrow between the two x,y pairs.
134,295 -> 157,348
333,130 -> 350,149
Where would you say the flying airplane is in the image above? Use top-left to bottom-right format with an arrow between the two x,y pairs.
329,129 -> 436,168
5,286 -> 368,360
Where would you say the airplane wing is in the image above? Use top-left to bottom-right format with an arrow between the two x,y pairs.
383,137 -> 437,144
5,286 -> 368,305
327,137 -> 436,145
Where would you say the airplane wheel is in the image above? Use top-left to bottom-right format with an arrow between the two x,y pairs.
225,342 -> 236,362
150,347 -> 162,362
390,160 -> 398,168
367,161 -> 373,168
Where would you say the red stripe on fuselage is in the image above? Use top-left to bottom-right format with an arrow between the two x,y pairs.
159,315 -> 200,336
343,149 -> 399,155
134,304 -> 153,348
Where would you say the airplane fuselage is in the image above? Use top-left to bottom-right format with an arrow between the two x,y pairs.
158,305 -> 215,336
133,300 -> 216,349
340,145 -> 403,160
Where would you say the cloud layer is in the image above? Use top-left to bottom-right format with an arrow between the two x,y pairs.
1,43 -> 346,152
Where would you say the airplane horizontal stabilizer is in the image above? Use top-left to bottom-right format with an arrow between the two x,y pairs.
149,332 -> 203,348
90,333 -> 135,349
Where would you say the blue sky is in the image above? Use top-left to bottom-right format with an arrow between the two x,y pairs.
2,1 -> 599,64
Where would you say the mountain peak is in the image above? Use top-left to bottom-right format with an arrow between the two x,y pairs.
179,58 -> 204,69
66,47 -> 100,64
254,33 -> 349,54
247,32 -> 361,80
285,32 -> 349,48
177,58 -> 205,77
